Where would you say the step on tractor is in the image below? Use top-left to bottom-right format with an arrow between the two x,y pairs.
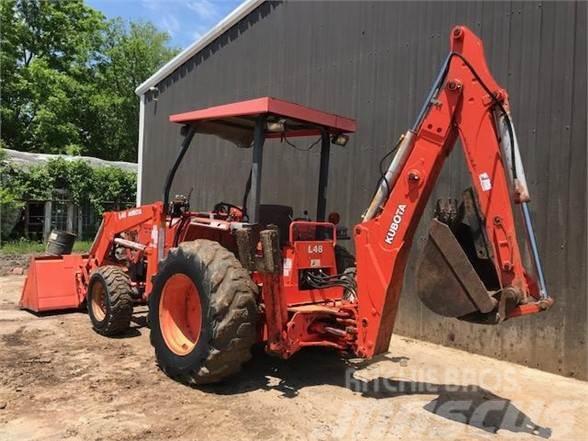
20,26 -> 553,385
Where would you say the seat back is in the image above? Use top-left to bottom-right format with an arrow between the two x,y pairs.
258,204 -> 293,244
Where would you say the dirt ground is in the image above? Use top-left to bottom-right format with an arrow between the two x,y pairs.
0,254 -> 30,277
0,275 -> 586,441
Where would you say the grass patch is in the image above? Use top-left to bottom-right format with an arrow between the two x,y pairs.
72,240 -> 93,253
0,239 -> 93,255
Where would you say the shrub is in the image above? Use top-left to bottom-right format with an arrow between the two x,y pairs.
0,155 -> 136,240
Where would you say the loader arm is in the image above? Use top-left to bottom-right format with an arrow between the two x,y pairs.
84,203 -> 165,294
353,26 -> 552,358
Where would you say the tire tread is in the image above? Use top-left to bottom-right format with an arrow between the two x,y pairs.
89,265 -> 133,336
152,240 -> 258,385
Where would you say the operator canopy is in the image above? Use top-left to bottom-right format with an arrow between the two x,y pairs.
169,97 -> 357,147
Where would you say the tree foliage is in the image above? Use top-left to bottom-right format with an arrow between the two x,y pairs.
0,155 -> 136,210
0,0 -> 178,161
0,154 -> 136,240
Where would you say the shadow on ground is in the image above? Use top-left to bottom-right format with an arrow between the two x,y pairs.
202,347 -> 551,438
23,308 -> 150,338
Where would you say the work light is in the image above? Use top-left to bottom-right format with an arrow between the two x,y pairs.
331,133 -> 349,146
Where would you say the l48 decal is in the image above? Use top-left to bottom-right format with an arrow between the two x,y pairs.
307,244 -> 324,254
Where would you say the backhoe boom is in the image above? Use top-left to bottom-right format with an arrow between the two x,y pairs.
353,26 -> 552,358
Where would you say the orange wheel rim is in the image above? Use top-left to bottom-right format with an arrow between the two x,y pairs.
159,273 -> 202,356
91,281 -> 106,321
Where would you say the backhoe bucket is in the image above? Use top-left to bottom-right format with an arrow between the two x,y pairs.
19,254 -> 87,313
416,219 -> 498,319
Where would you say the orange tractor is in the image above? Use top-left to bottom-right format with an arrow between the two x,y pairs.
20,26 -> 552,384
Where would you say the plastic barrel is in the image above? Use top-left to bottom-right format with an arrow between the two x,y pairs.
46,230 -> 76,256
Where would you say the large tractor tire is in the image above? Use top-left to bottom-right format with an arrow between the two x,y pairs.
334,244 -> 355,274
87,266 -> 133,336
149,240 -> 258,385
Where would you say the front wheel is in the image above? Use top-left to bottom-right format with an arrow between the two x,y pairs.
87,266 -> 133,336
149,240 -> 258,385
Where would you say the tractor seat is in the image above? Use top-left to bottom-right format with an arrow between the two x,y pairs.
258,204 -> 293,244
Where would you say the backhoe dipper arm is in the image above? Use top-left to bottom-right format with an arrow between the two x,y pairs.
353,26 -> 552,358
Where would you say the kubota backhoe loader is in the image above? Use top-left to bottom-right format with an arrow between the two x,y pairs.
20,26 -> 552,385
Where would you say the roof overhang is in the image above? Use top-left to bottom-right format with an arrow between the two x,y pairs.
2,148 -> 137,173
134,0 -> 265,97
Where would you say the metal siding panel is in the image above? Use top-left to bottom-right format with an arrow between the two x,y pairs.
140,1 -> 586,379
565,0 -> 588,380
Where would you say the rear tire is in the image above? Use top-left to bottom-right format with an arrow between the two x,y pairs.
149,240 -> 258,385
335,244 -> 355,273
87,266 -> 133,336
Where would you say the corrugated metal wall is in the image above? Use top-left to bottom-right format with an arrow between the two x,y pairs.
141,1 -> 587,379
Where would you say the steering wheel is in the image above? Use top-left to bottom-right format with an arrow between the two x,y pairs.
292,210 -> 311,222
214,202 -> 246,220
169,194 -> 190,218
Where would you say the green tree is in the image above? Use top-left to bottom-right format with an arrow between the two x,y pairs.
1,0 -> 105,154
0,0 -> 177,161
90,20 -> 177,161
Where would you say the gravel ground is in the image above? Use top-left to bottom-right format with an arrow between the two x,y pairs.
0,274 -> 586,441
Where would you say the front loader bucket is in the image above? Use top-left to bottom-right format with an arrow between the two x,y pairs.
19,254 -> 87,313
416,219 -> 498,319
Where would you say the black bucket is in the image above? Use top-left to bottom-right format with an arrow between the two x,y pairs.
46,230 -> 76,256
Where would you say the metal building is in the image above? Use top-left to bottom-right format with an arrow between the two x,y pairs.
135,1 -> 587,379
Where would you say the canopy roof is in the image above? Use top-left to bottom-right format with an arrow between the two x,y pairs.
169,97 -> 356,146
